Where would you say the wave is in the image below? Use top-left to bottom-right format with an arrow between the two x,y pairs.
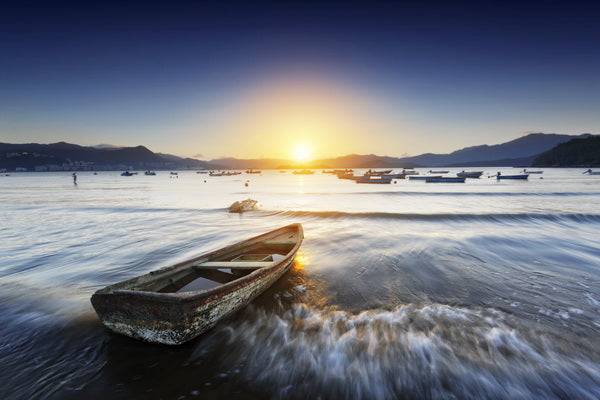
268,210 -> 600,223
206,303 -> 600,400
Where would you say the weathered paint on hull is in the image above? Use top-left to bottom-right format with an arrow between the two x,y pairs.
94,258 -> 293,344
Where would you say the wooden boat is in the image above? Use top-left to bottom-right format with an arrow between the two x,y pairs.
497,174 -> 528,180
365,169 -> 392,176
144,170 -> 156,176
457,171 -> 483,178
521,169 -> 543,174
209,171 -> 240,176
355,177 -> 392,184
426,177 -> 466,183
91,224 -> 304,345
429,170 -> 449,174
583,169 -> 600,175
245,169 -> 261,174
401,169 -> 419,175
409,175 -> 442,180
382,173 -> 406,179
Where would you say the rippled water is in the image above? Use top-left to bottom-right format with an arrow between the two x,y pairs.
0,169 -> 598,399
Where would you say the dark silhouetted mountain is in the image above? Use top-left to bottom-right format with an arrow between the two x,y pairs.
532,136 -> 600,167
396,133 -> 590,167
209,133 -> 589,168
0,142 -> 222,170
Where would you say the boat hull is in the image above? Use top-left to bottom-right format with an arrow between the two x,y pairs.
91,224 -> 303,345
409,175 -> 442,180
497,174 -> 529,180
425,177 -> 466,183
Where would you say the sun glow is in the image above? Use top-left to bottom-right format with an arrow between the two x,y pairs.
293,143 -> 312,162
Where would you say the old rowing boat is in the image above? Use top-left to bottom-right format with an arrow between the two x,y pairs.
91,224 -> 304,345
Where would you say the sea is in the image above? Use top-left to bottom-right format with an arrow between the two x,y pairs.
0,169 -> 598,400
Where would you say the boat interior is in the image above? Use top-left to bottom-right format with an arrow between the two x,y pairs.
133,236 -> 299,294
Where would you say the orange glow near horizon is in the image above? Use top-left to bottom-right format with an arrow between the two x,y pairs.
191,73 -> 401,160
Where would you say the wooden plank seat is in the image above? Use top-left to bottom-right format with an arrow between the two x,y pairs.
194,261 -> 275,269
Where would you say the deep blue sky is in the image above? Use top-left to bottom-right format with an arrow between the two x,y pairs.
1,0 -> 599,159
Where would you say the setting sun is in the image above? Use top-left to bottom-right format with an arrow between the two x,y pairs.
293,143 -> 312,162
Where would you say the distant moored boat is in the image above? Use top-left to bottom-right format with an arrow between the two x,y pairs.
457,171 -> 483,178
497,174 -> 529,180
425,177 -> 466,183
409,175 -> 442,180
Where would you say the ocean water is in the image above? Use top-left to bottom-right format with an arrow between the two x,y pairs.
0,169 -> 598,400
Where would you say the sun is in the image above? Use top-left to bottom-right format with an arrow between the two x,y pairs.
293,144 -> 312,162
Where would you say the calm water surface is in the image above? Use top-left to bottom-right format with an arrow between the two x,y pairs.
0,169 -> 599,399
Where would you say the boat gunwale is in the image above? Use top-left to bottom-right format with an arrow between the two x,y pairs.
94,223 -> 303,303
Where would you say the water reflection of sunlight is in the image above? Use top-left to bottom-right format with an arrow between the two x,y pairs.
296,175 -> 306,194
293,250 -> 308,272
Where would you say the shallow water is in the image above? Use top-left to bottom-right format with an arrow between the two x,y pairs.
0,169 -> 599,399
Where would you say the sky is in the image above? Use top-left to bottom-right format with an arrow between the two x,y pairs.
1,0 -> 599,161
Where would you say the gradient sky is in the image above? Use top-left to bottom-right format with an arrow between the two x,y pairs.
1,0 -> 599,160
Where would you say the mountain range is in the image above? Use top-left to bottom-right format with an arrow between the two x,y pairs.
0,133 -> 594,171
208,133 -> 592,169
0,142 -> 221,171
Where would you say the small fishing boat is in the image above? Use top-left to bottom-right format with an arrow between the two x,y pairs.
245,169 -> 261,174
228,199 -> 258,213
402,169 -> 419,175
170,172 -> 178,175
426,177 -> 466,183
365,169 -> 392,176
429,170 -> 449,174
210,171 -> 239,176
497,174 -> 529,180
409,175 -> 442,180
145,170 -> 156,176
196,171 -> 208,174
121,171 -> 134,176
355,177 -> 392,184
337,173 -> 355,179
292,169 -> 315,175
521,169 -> 543,174
457,171 -> 483,178
381,173 -> 406,179
583,169 -> 600,175
91,224 -> 304,345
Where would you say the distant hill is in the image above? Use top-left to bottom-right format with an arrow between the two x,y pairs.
209,133 -> 589,169
395,133 -> 590,167
1,133 -> 593,171
0,142 -> 222,171
532,136 -> 600,167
